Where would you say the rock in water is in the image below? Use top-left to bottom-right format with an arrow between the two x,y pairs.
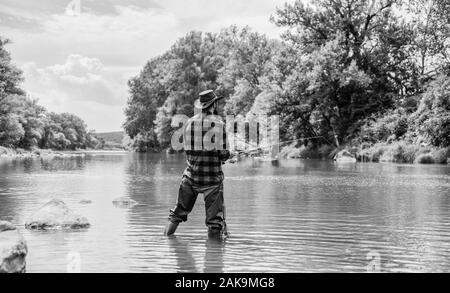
79,199 -> 92,204
0,221 -> 16,232
0,223 -> 27,273
334,149 -> 357,163
112,197 -> 138,207
25,199 -> 90,230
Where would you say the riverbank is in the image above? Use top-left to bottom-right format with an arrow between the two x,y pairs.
0,147 -> 84,159
279,142 -> 450,165
3,144 -> 449,165
0,146 -> 128,160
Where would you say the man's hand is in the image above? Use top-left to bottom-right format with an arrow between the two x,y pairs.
226,151 -> 239,164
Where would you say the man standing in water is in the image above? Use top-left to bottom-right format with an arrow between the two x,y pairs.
164,89 -> 231,238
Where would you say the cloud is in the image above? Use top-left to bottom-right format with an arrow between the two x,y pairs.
4,4 -> 182,132
3,5 -> 180,67
154,0 -> 292,38
3,1 -> 295,67
21,54 -> 137,132
2,0 -> 297,131
22,54 -> 128,106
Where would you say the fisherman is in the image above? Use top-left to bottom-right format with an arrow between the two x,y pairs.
164,89 -> 232,238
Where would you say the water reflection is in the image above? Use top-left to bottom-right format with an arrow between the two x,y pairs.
167,236 -> 225,273
204,237 -> 225,273
168,236 -> 198,272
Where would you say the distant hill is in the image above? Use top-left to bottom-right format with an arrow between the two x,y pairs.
93,131 -> 128,150
94,131 -> 124,144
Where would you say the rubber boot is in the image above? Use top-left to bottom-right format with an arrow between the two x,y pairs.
207,226 -> 222,239
164,221 -> 179,236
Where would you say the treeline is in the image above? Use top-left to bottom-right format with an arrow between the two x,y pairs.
126,0 -> 449,157
0,37 -> 100,150
124,26 -> 281,152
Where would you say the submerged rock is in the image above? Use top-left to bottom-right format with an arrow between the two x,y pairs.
25,199 -> 90,230
0,222 -> 27,273
334,149 -> 357,163
79,199 -> 92,204
112,197 -> 138,207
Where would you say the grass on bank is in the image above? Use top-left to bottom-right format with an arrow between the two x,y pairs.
278,141 -> 450,164
355,141 -> 449,164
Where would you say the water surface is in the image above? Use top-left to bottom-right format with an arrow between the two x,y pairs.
0,153 -> 449,272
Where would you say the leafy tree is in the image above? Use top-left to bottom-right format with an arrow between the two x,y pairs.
271,0 -> 413,145
217,27 -> 280,115
124,30 -> 233,149
0,114 -> 24,147
0,37 -> 24,99
124,1 -> 450,152
404,0 -> 450,84
1,35 -> 98,151
410,75 -> 450,147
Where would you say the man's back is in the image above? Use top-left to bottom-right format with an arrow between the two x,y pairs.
164,89 -> 230,237
183,113 -> 230,185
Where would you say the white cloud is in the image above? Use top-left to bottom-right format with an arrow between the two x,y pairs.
5,5 -> 180,67
3,0 -> 297,131
21,54 -> 135,132
8,5 -> 179,131
154,0 -> 292,38
23,54 -> 126,106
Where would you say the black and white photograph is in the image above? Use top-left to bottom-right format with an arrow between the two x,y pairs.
1,0 -> 450,279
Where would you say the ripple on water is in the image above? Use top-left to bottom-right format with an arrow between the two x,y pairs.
1,154 -> 450,272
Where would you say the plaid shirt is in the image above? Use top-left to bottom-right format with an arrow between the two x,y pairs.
182,113 -> 230,185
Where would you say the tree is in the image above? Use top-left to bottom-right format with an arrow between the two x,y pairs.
218,26 -> 280,115
124,1 -> 450,152
271,0 -> 413,145
124,30 -> 233,150
404,0 -> 450,84
0,35 -> 98,151
410,75 -> 450,147
0,114 -> 24,147
0,37 -> 25,100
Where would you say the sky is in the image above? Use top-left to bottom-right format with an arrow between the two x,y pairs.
0,0 -> 295,132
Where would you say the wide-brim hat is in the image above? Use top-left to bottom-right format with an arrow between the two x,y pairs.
194,90 -> 223,109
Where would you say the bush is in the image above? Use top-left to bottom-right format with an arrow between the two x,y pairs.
298,145 -> 319,159
359,109 -> 409,144
130,130 -> 160,152
391,143 -> 420,163
356,142 -> 423,163
279,144 -> 302,158
393,117 -> 408,138
318,144 -> 336,159
415,153 -> 435,164
432,147 -> 450,164
363,143 -> 387,162
279,143 -> 336,159
423,113 -> 450,147
411,75 -> 450,147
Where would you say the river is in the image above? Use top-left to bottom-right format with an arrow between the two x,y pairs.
0,152 -> 449,272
